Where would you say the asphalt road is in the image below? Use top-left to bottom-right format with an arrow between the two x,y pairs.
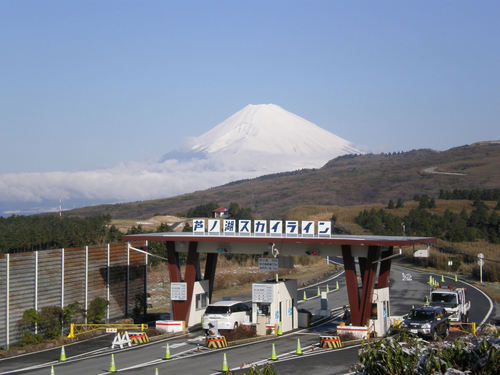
0,263 -> 494,375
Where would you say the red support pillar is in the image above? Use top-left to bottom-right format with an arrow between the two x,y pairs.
167,241 -> 202,322
204,253 -> 218,303
342,245 -> 362,326
359,246 -> 380,326
377,247 -> 393,288
342,245 -> 382,327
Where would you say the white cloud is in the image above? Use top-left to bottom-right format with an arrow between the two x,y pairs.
0,158 -> 265,213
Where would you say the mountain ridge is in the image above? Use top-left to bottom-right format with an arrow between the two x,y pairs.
65,141 -> 500,219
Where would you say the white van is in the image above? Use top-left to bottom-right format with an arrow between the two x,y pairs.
202,301 -> 251,331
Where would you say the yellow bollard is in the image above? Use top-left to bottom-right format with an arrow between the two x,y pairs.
296,338 -> 302,355
163,343 -> 171,360
221,353 -> 228,372
59,345 -> 66,362
271,343 -> 277,360
109,354 -> 116,372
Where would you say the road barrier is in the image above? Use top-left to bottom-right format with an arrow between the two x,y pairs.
320,336 -> 342,349
129,331 -> 150,344
450,322 -> 476,335
67,323 -> 147,338
206,336 -> 228,349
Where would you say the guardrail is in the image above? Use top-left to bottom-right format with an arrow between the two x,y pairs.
68,323 -> 148,338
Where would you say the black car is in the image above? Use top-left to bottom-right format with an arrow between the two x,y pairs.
400,306 -> 449,340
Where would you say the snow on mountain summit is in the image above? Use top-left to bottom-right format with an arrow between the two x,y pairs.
162,104 -> 362,172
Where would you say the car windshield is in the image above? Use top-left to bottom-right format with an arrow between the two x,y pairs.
430,293 -> 458,307
205,306 -> 230,314
408,310 -> 434,321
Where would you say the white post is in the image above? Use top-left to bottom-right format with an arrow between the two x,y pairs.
61,248 -> 65,309
126,242 -> 130,317
107,243 -> 110,323
478,253 -> 484,284
35,251 -> 38,334
85,246 -> 88,324
6,254 -> 10,349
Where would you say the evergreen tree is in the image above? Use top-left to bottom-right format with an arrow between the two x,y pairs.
396,198 -> 404,208
387,200 -> 395,209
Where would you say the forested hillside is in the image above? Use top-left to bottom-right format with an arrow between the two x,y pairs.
65,142 -> 500,219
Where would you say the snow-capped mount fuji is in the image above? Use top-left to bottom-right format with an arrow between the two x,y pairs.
162,104 -> 362,172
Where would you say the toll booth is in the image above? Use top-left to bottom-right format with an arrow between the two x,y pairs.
186,280 -> 210,327
252,279 -> 298,335
368,287 -> 391,337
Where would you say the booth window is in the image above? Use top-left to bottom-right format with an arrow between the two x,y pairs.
196,293 -> 208,310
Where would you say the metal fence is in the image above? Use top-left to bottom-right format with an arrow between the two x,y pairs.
0,240 -> 147,349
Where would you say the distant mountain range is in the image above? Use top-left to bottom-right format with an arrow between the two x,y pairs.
0,104 -> 361,216
66,141 -> 500,219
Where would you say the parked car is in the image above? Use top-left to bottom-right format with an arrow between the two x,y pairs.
202,301 -> 251,331
400,306 -> 449,340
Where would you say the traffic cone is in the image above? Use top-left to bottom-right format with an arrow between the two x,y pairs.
441,275 -> 444,283
317,286 -> 321,296
221,353 -> 229,372
163,343 -> 171,360
326,284 -> 330,293
429,275 -> 432,285
455,274 -> 458,282
296,338 -> 302,355
59,345 -> 66,362
109,354 -> 116,372
277,322 -> 283,336
303,290 -> 307,300
336,281 -> 339,290
425,296 -> 429,306
155,368 -> 159,375
271,343 -> 277,360
50,365 -> 55,375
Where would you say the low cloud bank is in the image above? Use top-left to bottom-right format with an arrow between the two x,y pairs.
0,158 -> 268,215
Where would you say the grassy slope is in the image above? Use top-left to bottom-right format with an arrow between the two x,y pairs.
66,142 -> 500,220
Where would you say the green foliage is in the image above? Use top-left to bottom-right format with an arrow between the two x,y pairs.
357,333 -> 499,375
355,205 -> 500,244
87,297 -> 109,324
439,188 -> 500,201
186,202 -> 220,218
0,214 -> 119,254
387,200 -> 395,209
242,364 -> 277,375
18,332 -> 43,346
132,293 -> 151,323
396,198 -> 404,208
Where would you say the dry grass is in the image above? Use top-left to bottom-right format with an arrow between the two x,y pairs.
147,256 -> 333,313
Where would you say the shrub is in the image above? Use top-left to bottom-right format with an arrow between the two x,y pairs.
18,332 -> 43,346
87,297 -> 109,323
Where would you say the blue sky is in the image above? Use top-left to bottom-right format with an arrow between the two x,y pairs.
1,0 -> 499,175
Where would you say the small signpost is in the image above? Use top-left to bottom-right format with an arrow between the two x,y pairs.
258,258 -> 279,272
478,253 -> 484,283
171,282 -> 187,301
